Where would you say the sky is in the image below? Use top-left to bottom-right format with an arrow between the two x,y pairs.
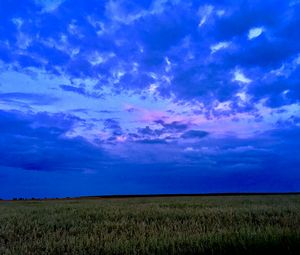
0,0 -> 300,199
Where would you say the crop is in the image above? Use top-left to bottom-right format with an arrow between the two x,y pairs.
1,195 -> 300,254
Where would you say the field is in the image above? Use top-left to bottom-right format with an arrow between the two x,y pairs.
1,195 -> 300,255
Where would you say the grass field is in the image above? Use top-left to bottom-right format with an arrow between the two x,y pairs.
1,195 -> 300,254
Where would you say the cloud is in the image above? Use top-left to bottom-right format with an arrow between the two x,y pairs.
248,27 -> 264,40
1,0 -> 299,110
155,120 -> 189,132
60,85 -> 86,95
198,4 -> 214,27
181,130 -> 209,139
233,70 -> 252,84
136,138 -> 168,144
210,41 -> 230,54
1,0 -> 300,197
0,109 -> 112,172
35,0 -> 65,13
103,118 -> 123,137
137,126 -> 162,137
60,84 -> 103,98
0,92 -> 59,106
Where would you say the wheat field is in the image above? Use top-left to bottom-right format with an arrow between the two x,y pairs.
1,195 -> 300,254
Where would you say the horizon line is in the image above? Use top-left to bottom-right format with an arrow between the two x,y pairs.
2,192 -> 300,201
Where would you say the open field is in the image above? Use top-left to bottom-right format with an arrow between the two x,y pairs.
1,195 -> 300,254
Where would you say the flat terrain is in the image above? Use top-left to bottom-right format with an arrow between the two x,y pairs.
1,195 -> 300,254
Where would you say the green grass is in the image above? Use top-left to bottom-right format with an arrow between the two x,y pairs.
1,195 -> 300,254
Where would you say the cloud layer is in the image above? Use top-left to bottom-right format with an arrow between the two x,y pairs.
0,0 -> 300,198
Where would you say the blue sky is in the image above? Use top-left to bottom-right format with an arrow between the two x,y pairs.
0,0 -> 300,198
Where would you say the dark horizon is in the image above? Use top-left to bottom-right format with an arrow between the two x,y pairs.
3,191 -> 300,201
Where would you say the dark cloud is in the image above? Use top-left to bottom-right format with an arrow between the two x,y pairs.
60,84 -> 86,95
103,118 -> 121,130
103,118 -> 123,136
0,110 -> 111,172
181,130 -> 210,139
155,120 -> 189,132
136,122 -> 189,142
60,84 -> 103,98
1,108 -> 300,198
136,138 -> 168,144
138,126 -> 162,136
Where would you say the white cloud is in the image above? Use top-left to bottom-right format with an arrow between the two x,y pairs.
11,18 -> 23,29
270,64 -> 285,77
89,52 -> 115,66
17,33 -> 32,50
70,48 -> 80,58
198,5 -> 214,27
116,135 -> 127,142
233,70 -> 252,84
106,0 -> 146,25
294,55 -> 300,65
214,101 -> 232,111
290,0 -> 300,6
183,147 -> 204,153
236,91 -> 250,107
282,90 -> 290,96
68,22 -> 83,38
165,57 -> 171,72
184,147 -> 195,152
216,9 -> 225,17
270,54 -> 300,77
35,0 -> 65,13
87,16 -> 105,32
236,91 -> 247,101
149,83 -> 158,94
248,27 -> 264,40
210,41 -> 230,54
